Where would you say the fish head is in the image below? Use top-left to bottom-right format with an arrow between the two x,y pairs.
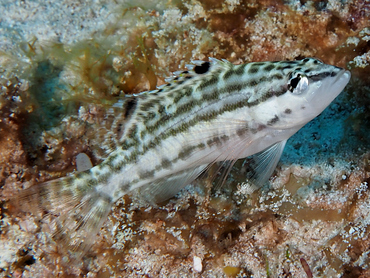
253,58 -> 351,130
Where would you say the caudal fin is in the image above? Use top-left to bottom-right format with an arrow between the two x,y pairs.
15,174 -> 113,260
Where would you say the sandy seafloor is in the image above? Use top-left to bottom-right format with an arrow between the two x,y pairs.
0,0 -> 370,277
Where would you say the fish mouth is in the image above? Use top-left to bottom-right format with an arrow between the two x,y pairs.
325,68 -> 351,100
334,69 -> 351,84
329,69 -> 351,98
306,68 -> 351,120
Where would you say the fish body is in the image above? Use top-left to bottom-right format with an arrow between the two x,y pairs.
23,57 -> 351,255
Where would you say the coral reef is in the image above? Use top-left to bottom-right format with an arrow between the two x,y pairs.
1,0 -> 370,277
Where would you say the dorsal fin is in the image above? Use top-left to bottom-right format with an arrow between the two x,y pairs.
132,57 -> 231,97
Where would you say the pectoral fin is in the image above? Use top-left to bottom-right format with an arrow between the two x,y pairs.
247,140 -> 287,190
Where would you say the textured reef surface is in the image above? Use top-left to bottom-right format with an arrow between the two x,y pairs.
1,0 -> 370,277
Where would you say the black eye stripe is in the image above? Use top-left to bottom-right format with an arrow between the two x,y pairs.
308,71 -> 332,81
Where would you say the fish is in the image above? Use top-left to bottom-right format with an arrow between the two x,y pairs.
18,57 -> 351,257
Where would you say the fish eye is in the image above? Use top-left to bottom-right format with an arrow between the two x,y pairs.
288,74 -> 309,94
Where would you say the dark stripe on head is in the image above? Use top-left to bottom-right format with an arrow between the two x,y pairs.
308,71 -> 332,81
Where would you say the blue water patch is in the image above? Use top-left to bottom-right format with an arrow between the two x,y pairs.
281,87 -> 368,166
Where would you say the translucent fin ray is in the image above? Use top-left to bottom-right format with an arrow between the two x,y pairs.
136,165 -> 207,204
15,174 -> 113,261
166,118 -> 286,193
197,129 -> 255,190
248,140 -> 287,188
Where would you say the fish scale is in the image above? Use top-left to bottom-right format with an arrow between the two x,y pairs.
18,57 -> 351,258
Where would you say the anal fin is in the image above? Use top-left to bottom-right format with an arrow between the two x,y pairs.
136,164 -> 208,204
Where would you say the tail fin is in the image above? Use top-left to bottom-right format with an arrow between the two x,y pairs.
15,174 -> 113,260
